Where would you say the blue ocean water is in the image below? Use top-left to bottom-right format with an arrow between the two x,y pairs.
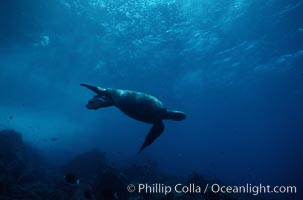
0,0 -> 302,199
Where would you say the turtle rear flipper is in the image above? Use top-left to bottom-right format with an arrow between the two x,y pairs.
138,121 -> 164,154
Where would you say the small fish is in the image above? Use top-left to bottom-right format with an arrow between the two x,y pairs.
51,137 -> 57,142
64,174 -> 80,185
102,189 -> 115,199
83,190 -> 93,199
9,116 -> 13,120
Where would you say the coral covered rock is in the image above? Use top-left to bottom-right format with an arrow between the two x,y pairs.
61,148 -> 108,184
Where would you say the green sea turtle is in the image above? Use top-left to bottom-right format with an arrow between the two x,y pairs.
81,83 -> 186,153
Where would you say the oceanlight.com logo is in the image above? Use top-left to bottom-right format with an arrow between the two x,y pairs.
210,183 -> 297,196
126,183 -> 297,196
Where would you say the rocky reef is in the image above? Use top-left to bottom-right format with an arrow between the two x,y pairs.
0,129 -> 264,200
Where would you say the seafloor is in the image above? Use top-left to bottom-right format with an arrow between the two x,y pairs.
0,129 -> 265,200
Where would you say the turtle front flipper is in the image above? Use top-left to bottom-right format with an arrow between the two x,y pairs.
138,121 -> 164,154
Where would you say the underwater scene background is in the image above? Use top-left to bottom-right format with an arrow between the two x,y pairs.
0,0 -> 302,199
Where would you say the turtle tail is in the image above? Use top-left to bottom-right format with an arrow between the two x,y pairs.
165,110 -> 186,121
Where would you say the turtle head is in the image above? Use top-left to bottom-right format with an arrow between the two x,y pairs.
81,83 -> 114,110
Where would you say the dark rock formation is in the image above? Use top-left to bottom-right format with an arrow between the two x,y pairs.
61,148 -> 108,184
0,129 -> 267,200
